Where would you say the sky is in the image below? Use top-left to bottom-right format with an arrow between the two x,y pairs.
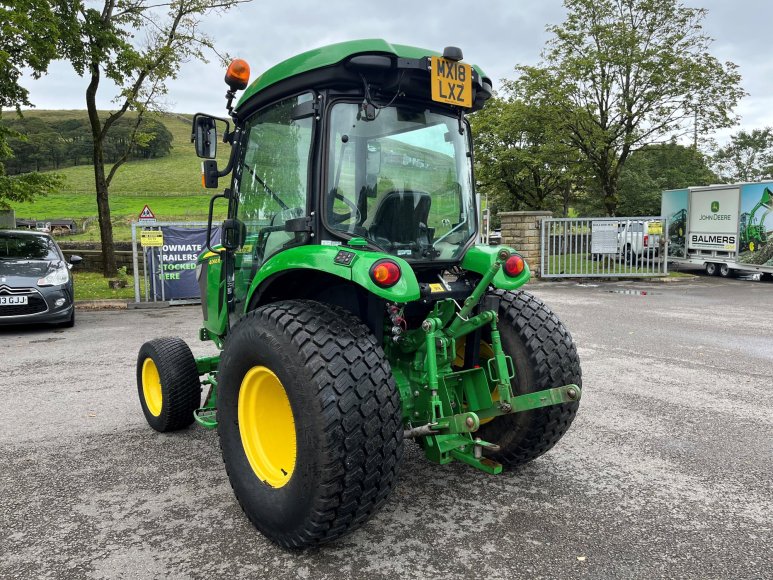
20,0 -> 773,144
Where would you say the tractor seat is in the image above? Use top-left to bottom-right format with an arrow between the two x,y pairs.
368,190 -> 432,247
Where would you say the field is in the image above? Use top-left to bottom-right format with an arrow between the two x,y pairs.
8,110 -> 229,240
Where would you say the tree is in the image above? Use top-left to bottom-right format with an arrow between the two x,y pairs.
516,0 -> 744,215
60,0 -> 247,275
0,0 -> 64,210
471,90 -> 583,218
617,141 -> 716,215
712,128 -> 773,183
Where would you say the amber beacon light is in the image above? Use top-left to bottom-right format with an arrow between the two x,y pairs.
225,59 -> 251,91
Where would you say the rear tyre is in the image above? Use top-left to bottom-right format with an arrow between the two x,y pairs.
705,262 -> 718,276
217,300 -> 403,548
136,337 -> 201,432
476,290 -> 582,468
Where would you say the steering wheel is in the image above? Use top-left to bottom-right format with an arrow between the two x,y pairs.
331,192 -> 362,225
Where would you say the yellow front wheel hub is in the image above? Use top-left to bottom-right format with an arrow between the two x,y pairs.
142,358 -> 163,417
238,366 -> 297,488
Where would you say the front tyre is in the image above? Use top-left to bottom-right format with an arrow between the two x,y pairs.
477,290 -> 582,468
136,337 -> 201,432
217,300 -> 403,548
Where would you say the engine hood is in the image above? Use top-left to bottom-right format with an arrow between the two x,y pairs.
0,259 -> 57,285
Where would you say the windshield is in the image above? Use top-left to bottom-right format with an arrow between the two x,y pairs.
0,234 -> 60,260
326,103 -> 476,261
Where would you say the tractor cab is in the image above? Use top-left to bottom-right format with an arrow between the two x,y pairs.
192,40 -> 500,338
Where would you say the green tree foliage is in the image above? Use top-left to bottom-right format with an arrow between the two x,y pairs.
616,142 -> 716,216
712,128 -> 773,183
0,0 -> 65,210
516,0 -> 744,215
470,90 -> 585,218
2,115 -> 173,174
59,0 -> 249,275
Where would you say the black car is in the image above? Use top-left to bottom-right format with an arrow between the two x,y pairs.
0,230 -> 81,327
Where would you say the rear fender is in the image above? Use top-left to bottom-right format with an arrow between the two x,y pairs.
461,244 -> 530,289
245,246 -> 421,312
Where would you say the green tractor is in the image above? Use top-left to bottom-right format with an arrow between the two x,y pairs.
740,187 -> 772,252
136,40 -> 582,548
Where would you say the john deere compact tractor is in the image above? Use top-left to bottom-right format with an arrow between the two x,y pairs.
137,40 -> 582,548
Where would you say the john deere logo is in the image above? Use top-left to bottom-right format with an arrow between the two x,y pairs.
711,201 -> 720,212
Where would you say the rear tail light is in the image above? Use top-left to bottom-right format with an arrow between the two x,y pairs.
644,234 -> 649,247
370,259 -> 401,288
503,254 -> 525,277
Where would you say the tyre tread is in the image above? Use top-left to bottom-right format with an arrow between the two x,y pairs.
480,290 -> 581,467
218,300 -> 403,548
137,337 -> 201,431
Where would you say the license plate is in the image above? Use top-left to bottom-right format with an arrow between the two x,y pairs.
430,57 -> 472,108
0,295 -> 28,306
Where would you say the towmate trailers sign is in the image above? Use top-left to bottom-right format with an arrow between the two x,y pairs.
688,186 -> 739,251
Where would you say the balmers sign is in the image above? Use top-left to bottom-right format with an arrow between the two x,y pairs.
688,187 -> 739,251
689,233 -> 737,250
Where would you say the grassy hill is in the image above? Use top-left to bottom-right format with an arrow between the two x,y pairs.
9,110 -> 467,242
8,110 -> 228,240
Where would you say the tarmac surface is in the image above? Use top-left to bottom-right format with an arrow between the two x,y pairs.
1,275 -> 771,579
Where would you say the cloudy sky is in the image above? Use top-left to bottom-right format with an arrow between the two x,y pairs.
22,0 -> 773,142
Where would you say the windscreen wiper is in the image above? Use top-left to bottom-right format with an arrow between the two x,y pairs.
243,163 -> 289,211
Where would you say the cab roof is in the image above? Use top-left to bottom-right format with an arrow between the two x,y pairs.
235,39 -> 489,111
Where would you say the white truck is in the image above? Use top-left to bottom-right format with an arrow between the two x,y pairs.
662,182 -> 773,279
617,219 -> 662,263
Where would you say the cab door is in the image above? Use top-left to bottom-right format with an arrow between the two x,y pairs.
230,92 -> 316,314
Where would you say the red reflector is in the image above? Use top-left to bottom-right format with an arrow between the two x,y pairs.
504,254 -> 525,277
370,260 -> 401,288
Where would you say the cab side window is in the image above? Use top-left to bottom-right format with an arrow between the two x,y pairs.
235,93 -> 314,263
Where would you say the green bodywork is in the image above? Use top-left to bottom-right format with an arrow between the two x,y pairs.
193,241 -> 580,473
188,39 -> 580,474
740,187 -> 772,251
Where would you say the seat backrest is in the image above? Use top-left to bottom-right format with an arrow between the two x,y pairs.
369,190 -> 432,245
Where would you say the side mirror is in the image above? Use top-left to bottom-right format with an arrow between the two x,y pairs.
192,114 -> 218,159
69,254 -> 82,265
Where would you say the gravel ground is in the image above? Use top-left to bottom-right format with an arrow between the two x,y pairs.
1,275 -> 771,579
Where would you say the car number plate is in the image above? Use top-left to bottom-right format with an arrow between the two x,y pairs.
430,57 -> 472,108
0,295 -> 28,306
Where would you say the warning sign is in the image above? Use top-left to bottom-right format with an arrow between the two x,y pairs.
140,230 -> 164,247
138,204 -> 156,223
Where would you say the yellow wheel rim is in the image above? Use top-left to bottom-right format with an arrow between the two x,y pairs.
142,358 -> 163,417
238,366 -> 296,488
454,340 -> 498,425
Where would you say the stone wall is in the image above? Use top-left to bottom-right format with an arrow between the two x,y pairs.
499,211 -> 552,277
57,241 -> 139,274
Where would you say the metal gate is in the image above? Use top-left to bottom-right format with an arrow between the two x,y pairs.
540,216 -> 668,278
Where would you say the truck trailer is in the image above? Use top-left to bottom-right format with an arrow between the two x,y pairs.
662,182 -> 773,279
